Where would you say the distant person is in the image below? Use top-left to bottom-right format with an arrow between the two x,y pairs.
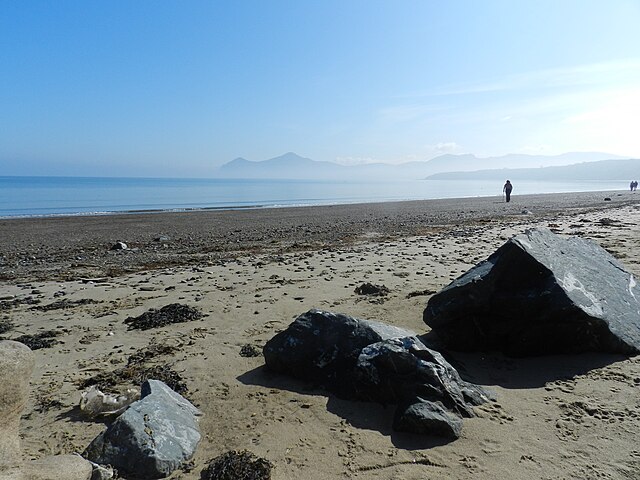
634,180 -> 638,191
631,181 -> 634,192
503,180 -> 513,202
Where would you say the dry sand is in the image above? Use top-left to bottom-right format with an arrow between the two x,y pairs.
1,190 -> 640,479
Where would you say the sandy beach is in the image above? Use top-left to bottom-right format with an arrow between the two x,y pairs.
2,190 -> 640,479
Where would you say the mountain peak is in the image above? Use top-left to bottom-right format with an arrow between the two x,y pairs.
268,152 -> 311,162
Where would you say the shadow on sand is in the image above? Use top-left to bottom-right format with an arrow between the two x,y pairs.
446,350 -> 627,389
55,405 -> 112,426
237,365 -> 454,450
419,332 -> 628,389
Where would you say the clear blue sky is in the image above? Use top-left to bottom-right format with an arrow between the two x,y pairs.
2,0 -> 639,176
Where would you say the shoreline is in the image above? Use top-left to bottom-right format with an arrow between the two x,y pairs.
1,179 -> 631,219
1,190 -> 639,282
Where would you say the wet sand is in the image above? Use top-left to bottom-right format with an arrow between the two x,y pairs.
2,190 -> 640,479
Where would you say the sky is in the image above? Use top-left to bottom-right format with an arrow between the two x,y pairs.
1,0 -> 640,177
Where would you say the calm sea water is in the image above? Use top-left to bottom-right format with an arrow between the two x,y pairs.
0,176 -> 627,218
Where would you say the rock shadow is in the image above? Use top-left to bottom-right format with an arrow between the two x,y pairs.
419,332 -> 627,389
238,365 -> 455,449
441,350 -> 626,389
55,406 -> 111,425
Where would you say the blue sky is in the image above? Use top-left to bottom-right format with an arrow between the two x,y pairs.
2,0 -> 639,176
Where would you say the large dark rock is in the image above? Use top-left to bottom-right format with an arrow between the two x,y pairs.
84,380 -> 201,479
423,228 -> 640,356
263,309 -> 414,393
264,310 -> 491,438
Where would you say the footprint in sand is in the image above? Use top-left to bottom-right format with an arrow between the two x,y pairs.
544,379 -> 576,394
479,438 -> 502,456
477,402 -> 514,424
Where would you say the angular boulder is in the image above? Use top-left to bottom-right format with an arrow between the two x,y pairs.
423,228 -> 640,356
84,380 -> 201,479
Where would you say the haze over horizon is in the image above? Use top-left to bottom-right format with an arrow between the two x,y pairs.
2,1 -> 640,177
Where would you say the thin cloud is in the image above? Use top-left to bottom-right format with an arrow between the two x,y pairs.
400,58 -> 640,98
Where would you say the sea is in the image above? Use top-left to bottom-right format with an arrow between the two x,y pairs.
0,176 -> 628,218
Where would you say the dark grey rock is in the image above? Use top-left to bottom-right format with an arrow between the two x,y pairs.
84,380 -> 201,479
393,399 -> 462,438
110,241 -> 127,251
423,228 -> 640,356
353,336 -> 490,417
264,310 -> 491,437
263,309 -> 414,393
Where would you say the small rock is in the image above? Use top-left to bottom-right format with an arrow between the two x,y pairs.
393,399 -> 462,438
110,242 -> 127,251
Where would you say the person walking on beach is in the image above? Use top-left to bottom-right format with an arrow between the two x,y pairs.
503,180 -> 513,202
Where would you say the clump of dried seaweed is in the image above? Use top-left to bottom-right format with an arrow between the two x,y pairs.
0,296 -> 40,311
201,450 -> 272,480
239,344 -> 262,357
124,303 -> 203,330
79,342 -> 188,395
33,298 -> 97,311
80,363 -> 188,396
13,330 -> 60,350
354,282 -> 390,296
0,318 -> 14,334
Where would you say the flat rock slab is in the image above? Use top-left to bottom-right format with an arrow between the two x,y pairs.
84,380 -> 201,479
424,228 -> 640,356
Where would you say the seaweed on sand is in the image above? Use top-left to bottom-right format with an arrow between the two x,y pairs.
0,296 -> 40,311
354,283 -> 390,296
80,363 -> 188,396
0,318 -> 14,334
239,344 -> 262,357
124,303 -> 203,330
13,330 -> 60,350
33,298 -> 97,311
79,343 -> 188,395
201,450 -> 272,480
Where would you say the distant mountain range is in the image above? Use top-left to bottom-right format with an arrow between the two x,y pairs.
215,151 -> 627,180
426,158 -> 640,182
